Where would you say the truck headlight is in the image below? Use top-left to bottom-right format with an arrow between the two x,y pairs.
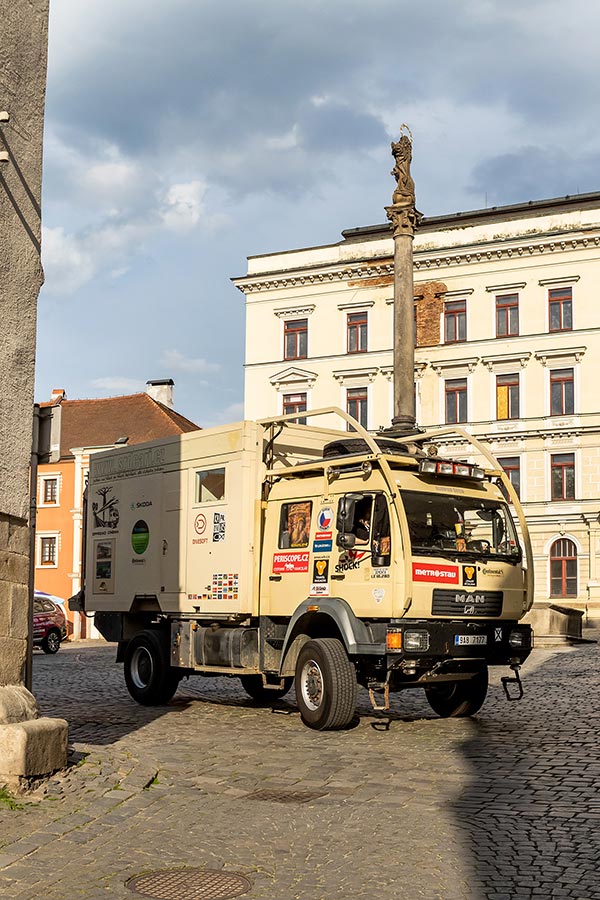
508,630 -> 524,648
403,630 -> 430,652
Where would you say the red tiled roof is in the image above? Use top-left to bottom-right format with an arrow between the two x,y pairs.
55,393 -> 199,458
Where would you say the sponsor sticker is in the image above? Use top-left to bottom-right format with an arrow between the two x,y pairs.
273,552 -> 310,574
317,508 -> 334,530
213,512 -> 226,542
313,539 -> 333,553
194,514 -> 207,535
372,588 -> 385,604
462,565 -> 477,587
315,531 -> 332,541
310,558 -> 330,596
371,567 -> 390,579
412,563 -> 459,584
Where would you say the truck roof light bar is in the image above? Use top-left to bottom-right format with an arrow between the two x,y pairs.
419,459 -> 486,481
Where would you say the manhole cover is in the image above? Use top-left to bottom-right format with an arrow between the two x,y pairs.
126,868 -> 252,900
246,788 -> 327,803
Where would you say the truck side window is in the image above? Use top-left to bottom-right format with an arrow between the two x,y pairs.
279,501 -> 312,549
196,467 -> 226,503
372,494 -> 391,565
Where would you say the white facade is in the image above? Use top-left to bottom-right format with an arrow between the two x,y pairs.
235,193 -> 600,616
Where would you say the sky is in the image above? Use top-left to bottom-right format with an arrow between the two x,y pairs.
36,0 -> 600,427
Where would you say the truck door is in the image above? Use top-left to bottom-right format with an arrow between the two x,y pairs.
332,491 -> 395,618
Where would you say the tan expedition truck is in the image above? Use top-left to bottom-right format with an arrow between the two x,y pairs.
71,408 -> 533,730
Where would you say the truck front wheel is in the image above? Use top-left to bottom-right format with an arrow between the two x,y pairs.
424,665 -> 488,718
295,638 -> 357,730
124,630 -> 181,706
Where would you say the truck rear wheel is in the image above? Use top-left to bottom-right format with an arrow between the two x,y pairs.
240,675 -> 293,702
295,638 -> 357,730
424,665 -> 488,718
124,630 -> 181,706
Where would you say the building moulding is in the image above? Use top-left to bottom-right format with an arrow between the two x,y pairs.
234,227 -> 600,294
534,346 -> 586,366
431,357 -> 480,376
273,304 -> 316,319
332,366 -> 379,385
481,351 -> 532,371
269,367 -> 318,392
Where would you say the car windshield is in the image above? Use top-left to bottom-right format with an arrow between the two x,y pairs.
402,491 -> 521,561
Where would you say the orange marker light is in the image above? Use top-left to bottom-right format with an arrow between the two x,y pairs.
386,631 -> 402,651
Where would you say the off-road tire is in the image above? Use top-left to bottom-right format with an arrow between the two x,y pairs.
425,665 -> 488,718
240,675 -> 293,702
41,629 -> 61,654
295,638 -> 357,730
124,630 -> 181,706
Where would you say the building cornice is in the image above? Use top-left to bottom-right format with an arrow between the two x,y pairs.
234,225 -> 600,295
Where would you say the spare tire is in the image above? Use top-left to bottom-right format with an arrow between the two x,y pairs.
323,437 -> 410,459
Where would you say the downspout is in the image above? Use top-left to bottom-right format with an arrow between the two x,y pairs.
25,404 -> 40,691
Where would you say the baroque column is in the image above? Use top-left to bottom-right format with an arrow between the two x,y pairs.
385,127 -> 421,433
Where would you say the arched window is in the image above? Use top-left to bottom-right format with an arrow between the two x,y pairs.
550,538 -> 577,597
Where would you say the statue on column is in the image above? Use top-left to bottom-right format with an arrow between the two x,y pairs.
391,132 -> 415,207
386,125 -> 421,236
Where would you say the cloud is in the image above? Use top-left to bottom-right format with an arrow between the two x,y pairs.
160,350 -> 221,374
201,401 -> 245,429
161,180 -> 207,231
91,377 -> 145,394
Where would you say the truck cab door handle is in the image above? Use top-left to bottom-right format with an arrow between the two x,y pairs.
269,575 -> 282,581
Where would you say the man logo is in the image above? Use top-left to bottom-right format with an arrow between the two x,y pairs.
316,560 -> 327,577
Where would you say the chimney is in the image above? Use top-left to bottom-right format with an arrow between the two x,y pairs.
50,389 -> 66,404
146,378 -> 174,409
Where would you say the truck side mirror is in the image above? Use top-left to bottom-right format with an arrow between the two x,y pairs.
336,532 -> 356,550
336,493 -> 363,533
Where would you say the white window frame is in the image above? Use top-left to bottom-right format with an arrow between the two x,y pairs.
39,473 -> 60,507
36,532 -> 60,569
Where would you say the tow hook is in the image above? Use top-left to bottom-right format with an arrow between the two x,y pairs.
501,663 -> 523,702
368,679 -> 390,711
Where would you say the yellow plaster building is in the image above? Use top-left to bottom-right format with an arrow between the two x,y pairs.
235,193 -> 600,617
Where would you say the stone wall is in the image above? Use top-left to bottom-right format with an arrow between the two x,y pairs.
0,0 -> 49,686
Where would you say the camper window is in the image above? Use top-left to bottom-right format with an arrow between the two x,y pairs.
196,467 -> 226,503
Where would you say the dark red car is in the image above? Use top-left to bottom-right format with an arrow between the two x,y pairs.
33,592 -> 67,654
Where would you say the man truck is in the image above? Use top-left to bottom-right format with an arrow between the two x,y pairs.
70,408 -> 533,730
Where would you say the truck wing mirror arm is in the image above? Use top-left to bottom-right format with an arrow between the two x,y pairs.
336,532 -> 356,550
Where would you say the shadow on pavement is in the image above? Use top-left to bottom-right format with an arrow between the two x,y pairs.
450,637 -> 600,900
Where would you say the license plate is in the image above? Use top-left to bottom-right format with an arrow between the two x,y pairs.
454,634 -> 487,646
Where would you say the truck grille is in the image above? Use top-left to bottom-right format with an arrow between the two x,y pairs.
432,589 -> 503,617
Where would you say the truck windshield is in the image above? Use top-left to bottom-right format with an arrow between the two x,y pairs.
402,491 -> 521,561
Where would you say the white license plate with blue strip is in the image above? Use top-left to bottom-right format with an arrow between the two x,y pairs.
454,634 -> 487,646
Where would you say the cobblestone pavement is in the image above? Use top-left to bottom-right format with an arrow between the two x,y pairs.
0,627 -> 598,900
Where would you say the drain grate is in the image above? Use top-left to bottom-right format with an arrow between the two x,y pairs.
246,788 -> 327,804
126,868 -> 252,900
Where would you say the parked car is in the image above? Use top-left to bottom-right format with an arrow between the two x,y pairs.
33,593 -> 67,654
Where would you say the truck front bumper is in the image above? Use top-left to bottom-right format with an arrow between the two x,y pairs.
386,619 -> 532,668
